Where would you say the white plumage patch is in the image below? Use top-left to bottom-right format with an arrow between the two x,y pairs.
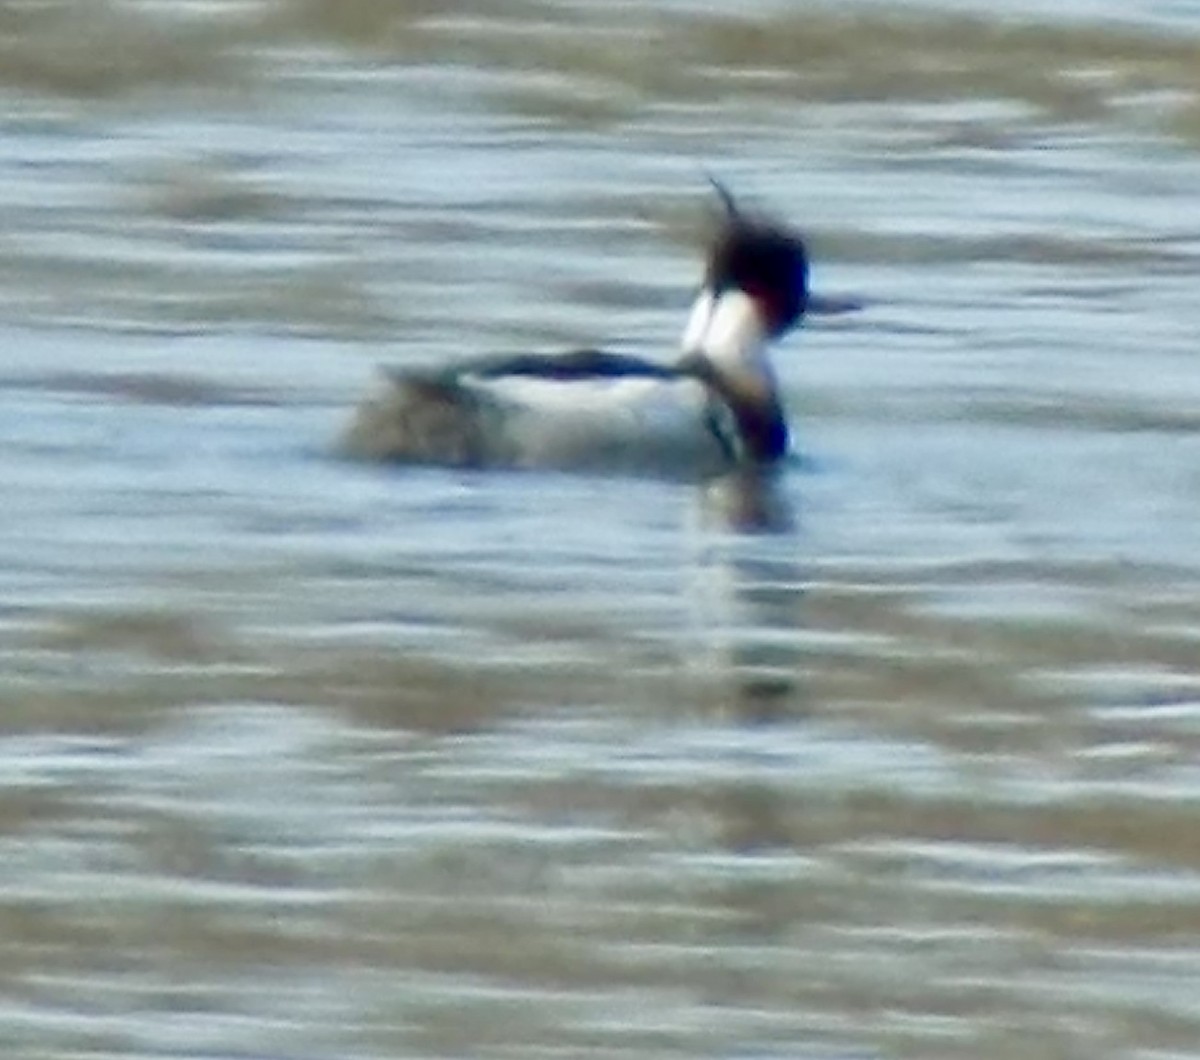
463,373 -> 726,474
681,287 -> 777,401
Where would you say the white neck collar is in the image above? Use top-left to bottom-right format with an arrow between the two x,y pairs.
680,288 -> 776,401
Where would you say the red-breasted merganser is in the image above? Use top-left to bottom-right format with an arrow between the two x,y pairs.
338,185 -> 809,478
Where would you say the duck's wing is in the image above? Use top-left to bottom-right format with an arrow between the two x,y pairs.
387,349 -> 684,385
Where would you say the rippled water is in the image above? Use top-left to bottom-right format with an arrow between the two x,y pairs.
3,1 -> 1200,1057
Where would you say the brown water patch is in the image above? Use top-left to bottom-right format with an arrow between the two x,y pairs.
682,10 -> 1196,113
261,0 -> 541,49
6,0 -> 1200,150
810,389 -> 1200,432
9,595 -> 697,735
15,550 -> 1198,756
960,394 -> 1200,434
26,370 -> 280,407
1166,95 -> 1200,146
0,241 -> 394,337
812,228 -> 1188,269
33,607 -> 234,664
4,579 -> 1200,1057
186,263 -> 396,339
0,0 -> 251,100
131,161 -> 288,224
262,2 -> 1200,142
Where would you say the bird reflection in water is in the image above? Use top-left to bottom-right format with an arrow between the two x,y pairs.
686,464 -> 808,725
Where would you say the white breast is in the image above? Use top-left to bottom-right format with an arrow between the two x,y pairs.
465,374 -> 729,475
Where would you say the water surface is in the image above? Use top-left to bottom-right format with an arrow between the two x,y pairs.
2,1 -> 1200,1057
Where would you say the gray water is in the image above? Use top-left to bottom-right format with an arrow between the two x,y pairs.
2,1 -> 1200,1057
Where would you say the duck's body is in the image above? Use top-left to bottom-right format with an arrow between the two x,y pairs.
345,350 -> 734,477
339,187 -> 808,479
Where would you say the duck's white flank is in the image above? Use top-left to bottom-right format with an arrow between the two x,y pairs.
451,288 -> 769,473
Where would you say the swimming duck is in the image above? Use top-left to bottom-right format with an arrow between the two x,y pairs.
338,184 -> 810,478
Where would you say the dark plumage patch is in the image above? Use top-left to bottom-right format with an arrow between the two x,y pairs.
456,348 -> 683,382
707,222 -> 809,337
679,352 -> 788,463
703,183 -> 809,338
